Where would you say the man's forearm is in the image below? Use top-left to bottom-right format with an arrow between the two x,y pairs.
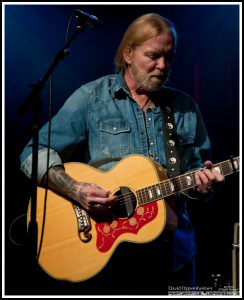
40,165 -> 117,212
41,165 -> 79,202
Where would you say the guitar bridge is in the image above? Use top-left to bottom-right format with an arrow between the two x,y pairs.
73,204 -> 92,243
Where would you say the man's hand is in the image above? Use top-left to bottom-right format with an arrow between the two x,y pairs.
42,165 -> 116,214
76,182 -> 117,213
195,160 -> 225,194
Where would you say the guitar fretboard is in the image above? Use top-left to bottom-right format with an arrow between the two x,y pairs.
136,157 -> 239,205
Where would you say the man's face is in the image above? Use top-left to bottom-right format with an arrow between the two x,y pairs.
125,33 -> 174,92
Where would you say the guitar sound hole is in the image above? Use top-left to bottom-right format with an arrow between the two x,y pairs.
112,186 -> 137,218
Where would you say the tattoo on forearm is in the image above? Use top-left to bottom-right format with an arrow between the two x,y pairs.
42,166 -> 95,206
42,166 -> 79,201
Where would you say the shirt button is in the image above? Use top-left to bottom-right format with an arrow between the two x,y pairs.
150,142 -> 154,146
113,127 -> 117,131
148,117 -> 151,121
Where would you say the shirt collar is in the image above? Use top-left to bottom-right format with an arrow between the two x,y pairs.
110,72 -> 168,107
111,72 -> 130,99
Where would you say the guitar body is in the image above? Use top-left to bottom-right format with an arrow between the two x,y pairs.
27,155 -> 177,282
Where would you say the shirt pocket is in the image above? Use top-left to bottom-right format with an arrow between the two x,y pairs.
99,119 -> 131,158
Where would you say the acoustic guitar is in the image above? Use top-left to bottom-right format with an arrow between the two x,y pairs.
27,154 -> 239,282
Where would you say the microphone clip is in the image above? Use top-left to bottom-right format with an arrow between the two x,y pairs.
73,9 -> 98,29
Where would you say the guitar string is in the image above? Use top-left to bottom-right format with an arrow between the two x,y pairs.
111,179 -> 176,204
113,175 -> 195,205
109,167 -> 201,206
111,177 -> 194,206
112,170 -> 195,205
108,161 -> 235,207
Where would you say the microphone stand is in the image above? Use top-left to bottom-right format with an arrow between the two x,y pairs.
17,24 -> 84,264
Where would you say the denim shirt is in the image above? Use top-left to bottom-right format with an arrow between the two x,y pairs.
20,72 -> 211,272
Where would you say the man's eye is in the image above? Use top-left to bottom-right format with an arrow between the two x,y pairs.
146,53 -> 157,59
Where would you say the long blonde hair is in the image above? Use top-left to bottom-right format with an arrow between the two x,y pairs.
114,13 -> 177,73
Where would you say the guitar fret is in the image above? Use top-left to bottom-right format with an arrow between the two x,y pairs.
148,188 -> 152,199
164,179 -> 176,195
136,189 -> 142,205
158,182 -> 167,198
226,160 -> 234,174
137,184 -> 159,205
174,177 -> 182,191
137,189 -> 144,205
161,181 -> 167,196
156,185 -> 162,197
149,185 -> 160,202
153,185 -> 162,199
180,172 -> 195,190
213,163 -> 223,175
159,182 -> 166,197
141,188 -> 148,204
226,161 -> 233,173
165,181 -> 172,196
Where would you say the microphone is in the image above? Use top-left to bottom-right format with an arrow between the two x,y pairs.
74,9 -> 98,28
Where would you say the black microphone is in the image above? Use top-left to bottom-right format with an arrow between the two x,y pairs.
74,9 -> 98,28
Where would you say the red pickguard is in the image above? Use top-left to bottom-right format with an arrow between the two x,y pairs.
95,202 -> 158,252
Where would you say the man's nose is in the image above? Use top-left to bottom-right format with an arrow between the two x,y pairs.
156,57 -> 165,70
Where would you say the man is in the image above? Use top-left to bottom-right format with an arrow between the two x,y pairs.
20,13 -> 224,294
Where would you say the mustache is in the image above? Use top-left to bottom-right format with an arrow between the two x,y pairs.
149,71 -> 165,76
149,72 -> 166,80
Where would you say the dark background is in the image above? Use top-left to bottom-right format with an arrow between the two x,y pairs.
4,3 -> 240,296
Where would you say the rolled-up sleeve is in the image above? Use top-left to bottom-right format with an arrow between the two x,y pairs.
20,148 -> 63,184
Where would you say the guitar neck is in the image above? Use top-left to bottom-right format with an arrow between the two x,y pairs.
137,156 -> 240,205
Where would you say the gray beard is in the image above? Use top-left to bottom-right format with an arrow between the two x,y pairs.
139,76 -> 165,92
131,62 -> 167,92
